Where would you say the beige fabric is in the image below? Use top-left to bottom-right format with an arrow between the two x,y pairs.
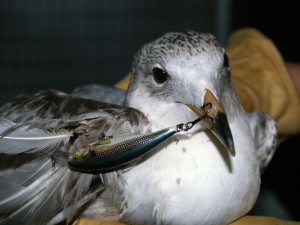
78,28 -> 300,224
115,74 -> 131,90
226,28 -> 300,140
73,216 -> 300,225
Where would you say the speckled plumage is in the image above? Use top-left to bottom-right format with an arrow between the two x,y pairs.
0,31 -> 277,225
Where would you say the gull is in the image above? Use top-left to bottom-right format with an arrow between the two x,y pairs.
0,31 -> 277,225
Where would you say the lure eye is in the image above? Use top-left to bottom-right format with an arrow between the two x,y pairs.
73,155 -> 78,161
152,67 -> 168,83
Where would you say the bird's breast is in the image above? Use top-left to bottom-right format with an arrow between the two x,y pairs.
104,127 -> 260,225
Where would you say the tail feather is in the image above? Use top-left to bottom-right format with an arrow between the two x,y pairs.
48,185 -> 106,225
0,159 -> 102,225
0,160 -> 60,225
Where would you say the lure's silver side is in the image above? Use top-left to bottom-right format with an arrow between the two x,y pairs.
67,126 -> 178,172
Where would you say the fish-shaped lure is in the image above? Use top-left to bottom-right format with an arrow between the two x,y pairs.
66,110 -> 209,172
68,127 -> 176,172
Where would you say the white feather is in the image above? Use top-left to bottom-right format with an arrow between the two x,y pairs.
0,117 -> 72,155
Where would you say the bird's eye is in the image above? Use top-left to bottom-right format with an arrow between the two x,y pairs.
223,53 -> 229,68
152,67 -> 168,83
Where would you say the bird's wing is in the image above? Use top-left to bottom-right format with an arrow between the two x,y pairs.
0,89 -> 129,122
246,112 -> 278,174
0,89 -> 149,225
71,83 -> 126,105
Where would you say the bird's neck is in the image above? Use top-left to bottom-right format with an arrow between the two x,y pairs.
221,84 -> 247,123
126,89 -> 195,131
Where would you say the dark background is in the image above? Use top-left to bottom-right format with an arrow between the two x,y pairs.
0,0 -> 299,221
232,1 -> 300,62
0,0 -> 230,105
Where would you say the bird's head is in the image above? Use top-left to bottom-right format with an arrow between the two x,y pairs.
126,31 -> 235,155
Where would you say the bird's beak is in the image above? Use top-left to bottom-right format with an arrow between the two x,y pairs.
186,89 -> 235,155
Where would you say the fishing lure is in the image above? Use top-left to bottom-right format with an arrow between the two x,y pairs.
65,104 -> 211,172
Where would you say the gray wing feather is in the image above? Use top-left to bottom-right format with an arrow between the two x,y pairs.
246,112 -> 278,174
0,89 -> 149,225
71,83 -> 126,105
